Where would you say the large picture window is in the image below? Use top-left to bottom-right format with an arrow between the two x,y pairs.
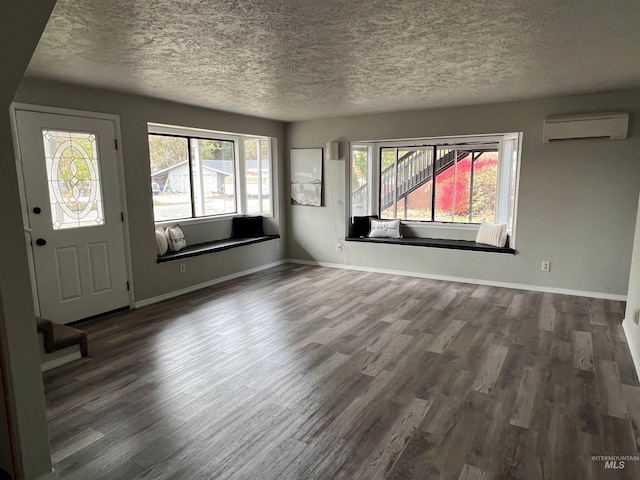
351,133 -> 520,231
148,124 -> 272,223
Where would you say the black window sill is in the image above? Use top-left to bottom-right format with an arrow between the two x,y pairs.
345,236 -> 516,254
158,235 -> 280,263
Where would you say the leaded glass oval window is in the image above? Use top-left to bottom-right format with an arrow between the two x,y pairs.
42,130 -> 105,229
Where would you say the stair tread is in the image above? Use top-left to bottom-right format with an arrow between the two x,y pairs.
37,317 -> 89,357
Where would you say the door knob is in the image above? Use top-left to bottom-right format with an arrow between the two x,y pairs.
35,238 -> 47,246
33,207 -> 41,214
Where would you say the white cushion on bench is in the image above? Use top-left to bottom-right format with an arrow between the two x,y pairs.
155,229 -> 169,256
368,219 -> 402,239
165,225 -> 187,252
476,222 -> 508,247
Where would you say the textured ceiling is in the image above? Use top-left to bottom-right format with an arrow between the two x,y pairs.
26,0 -> 640,121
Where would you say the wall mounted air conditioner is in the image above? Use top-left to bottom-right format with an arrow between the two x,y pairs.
543,112 -> 629,142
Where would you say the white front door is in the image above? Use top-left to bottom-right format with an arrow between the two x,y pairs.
15,110 -> 130,324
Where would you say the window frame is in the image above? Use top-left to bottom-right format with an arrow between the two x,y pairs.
349,133 -> 521,244
148,123 -> 273,226
241,137 -> 274,218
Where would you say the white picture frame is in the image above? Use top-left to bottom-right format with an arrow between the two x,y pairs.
290,148 -> 323,207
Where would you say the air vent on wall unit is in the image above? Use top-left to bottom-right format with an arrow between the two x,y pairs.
543,112 -> 629,142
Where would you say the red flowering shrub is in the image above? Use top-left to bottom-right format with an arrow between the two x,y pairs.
436,154 -> 498,221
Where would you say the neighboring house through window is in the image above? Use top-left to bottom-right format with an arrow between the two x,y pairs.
148,123 -> 273,223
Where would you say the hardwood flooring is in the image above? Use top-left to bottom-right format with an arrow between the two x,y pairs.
43,264 -> 640,479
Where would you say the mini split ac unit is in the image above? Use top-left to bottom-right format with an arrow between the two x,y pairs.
543,112 -> 629,142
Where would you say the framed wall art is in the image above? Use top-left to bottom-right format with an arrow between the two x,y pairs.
290,148 -> 323,207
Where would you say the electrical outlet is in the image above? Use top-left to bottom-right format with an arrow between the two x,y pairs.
179,263 -> 186,274
275,240 -> 280,251
541,261 -> 550,272
634,308 -> 640,325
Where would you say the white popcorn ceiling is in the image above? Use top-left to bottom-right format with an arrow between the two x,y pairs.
26,0 -> 640,121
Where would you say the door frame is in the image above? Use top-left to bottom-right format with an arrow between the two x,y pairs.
9,103 -> 135,314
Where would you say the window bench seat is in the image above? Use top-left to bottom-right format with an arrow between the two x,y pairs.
345,236 -> 515,254
158,235 -> 280,263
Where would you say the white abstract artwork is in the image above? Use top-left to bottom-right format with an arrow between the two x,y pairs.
290,148 -> 323,206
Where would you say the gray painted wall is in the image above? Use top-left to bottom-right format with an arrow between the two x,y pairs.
15,78 -> 287,303
623,194 -> 640,379
0,2 -> 57,478
286,90 -> 640,297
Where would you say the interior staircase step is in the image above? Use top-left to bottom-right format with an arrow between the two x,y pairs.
36,317 -> 88,357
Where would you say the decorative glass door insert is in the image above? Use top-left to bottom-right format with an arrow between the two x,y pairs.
42,130 -> 105,229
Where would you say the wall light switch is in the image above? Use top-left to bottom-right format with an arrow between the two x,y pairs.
634,308 -> 640,325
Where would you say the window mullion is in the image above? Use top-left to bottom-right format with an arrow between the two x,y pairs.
393,149 -> 398,219
452,150 -> 457,222
378,147 -> 385,218
469,152 -> 475,223
269,139 -> 275,215
431,146 -> 437,222
187,138 -> 196,218
235,139 -> 244,215
371,146 -> 379,216
257,140 -> 263,213
198,142 -> 206,216
495,139 -> 509,224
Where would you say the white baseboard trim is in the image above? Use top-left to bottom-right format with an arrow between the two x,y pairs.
134,257 -> 625,310
41,351 -> 82,372
286,259 -> 627,301
134,260 -> 287,308
622,320 -> 640,383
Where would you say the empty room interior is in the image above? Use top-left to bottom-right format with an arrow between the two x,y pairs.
2,0 -> 640,479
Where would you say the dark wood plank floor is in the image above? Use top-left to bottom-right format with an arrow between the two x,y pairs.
43,264 -> 640,480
